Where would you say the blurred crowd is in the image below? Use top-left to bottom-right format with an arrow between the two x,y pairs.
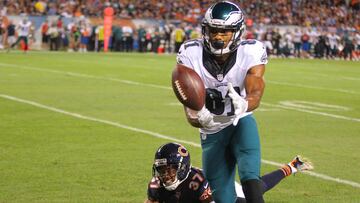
0,0 -> 359,60
1,0 -> 359,28
245,27 -> 360,60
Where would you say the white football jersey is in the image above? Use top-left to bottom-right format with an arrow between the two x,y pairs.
18,21 -> 32,37
177,39 -> 267,134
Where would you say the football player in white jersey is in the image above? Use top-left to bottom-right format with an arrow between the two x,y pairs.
176,1 -> 268,203
9,17 -> 32,53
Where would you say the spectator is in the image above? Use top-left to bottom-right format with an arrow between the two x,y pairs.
327,32 -> 341,58
293,28 -> 302,58
301,30 -> 311,58
0,16 -> 4,49
342,32 -> 355,60
95,25 -> 105,52
6,20 -> 16,49
79,24 -> 91,52
272,28 -> 282,56
48,22 -> 59,51
137,25 -> 146,52
173,26 -> 185,53
122,25 -> 133,52
112,25 -> 122,51
41,19 -> 49,49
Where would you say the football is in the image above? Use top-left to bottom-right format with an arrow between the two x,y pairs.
171,64 -> 205,111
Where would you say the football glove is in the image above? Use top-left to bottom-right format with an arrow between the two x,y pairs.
228,83 -> 248,126
197,106 -> 221,129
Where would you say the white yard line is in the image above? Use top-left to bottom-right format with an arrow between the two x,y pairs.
0,62 -> 359,95
267,80 -> 359,95
1,62 -> 359,123
0,63 -> 170,90
262,103 -> 360,122
1,94 -> 359,189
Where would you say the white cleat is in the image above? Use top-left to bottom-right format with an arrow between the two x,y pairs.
288,155 -> 314,174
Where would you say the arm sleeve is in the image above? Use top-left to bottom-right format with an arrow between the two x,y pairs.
147,178 -> 161,201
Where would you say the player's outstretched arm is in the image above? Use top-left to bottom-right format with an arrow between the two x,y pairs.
245,64 -> 265,112
184,106 -> 203,128
183,106 -> 221,129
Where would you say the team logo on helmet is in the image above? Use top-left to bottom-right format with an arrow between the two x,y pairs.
178,145 -> 189,157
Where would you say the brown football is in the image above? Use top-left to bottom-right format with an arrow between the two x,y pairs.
172,64 -> 205,111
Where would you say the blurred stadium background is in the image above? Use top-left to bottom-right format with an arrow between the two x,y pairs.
0,0 -> 359,202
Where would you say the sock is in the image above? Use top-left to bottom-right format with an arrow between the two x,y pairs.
261,169 -> 286,193
280,164 -> 294,177
242,179 -> 265,203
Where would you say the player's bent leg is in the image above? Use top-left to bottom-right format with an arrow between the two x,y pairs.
232,115 -> 261,180
201,129 -> 237,203
231,115 -> 264,202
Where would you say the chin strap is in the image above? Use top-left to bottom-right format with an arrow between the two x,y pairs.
164,177 -> 181,191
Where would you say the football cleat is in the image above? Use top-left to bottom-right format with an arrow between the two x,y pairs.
288,155 -> 314,174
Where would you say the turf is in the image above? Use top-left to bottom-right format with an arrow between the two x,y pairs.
0,51 -> 359,202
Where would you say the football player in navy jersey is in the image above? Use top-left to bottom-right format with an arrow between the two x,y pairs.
145,143 -> 313,203
176,1 -> 268,202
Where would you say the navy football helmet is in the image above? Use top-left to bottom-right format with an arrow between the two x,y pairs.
202,1 -> 245,55
152,143 -> 191,191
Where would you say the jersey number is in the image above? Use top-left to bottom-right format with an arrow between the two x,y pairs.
205,87 -> 241,115
189,173 -> 204,191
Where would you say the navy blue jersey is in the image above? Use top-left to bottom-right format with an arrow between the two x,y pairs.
147,167 -> 212,203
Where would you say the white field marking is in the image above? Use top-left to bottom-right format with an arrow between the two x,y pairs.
307,73 -> 360,82
1,63 -> 359,122
341,76 -> 360,81
168,102 -> 183,106
267,80 -> 359,95
279,100 -> 350,111
1,94 -> 360,189
167,102 -> 282,112
64,58 -> 161,70
281,72 -> 360,82
255,108 -> 282,112
0,62 -> 358,95
0,63 -> 170,90
262,102 -> 360,122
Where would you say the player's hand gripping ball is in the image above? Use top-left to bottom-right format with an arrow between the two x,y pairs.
172,64 -> 205,111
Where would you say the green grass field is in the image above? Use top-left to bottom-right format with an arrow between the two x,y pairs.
0,52 -> 359,202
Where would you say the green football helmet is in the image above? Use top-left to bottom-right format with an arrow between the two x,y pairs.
202,1 -> 245,55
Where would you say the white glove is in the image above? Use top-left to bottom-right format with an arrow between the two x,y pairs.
197,106 -> 221,129
228,83 -> 248,126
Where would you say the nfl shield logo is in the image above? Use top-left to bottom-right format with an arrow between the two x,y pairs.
217,74 -> 223,81
201,133 -> 207,140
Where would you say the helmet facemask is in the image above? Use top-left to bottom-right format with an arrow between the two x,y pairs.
153,163 -> 181,190
152,144 -> 191,191
202,1 -> 246,55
